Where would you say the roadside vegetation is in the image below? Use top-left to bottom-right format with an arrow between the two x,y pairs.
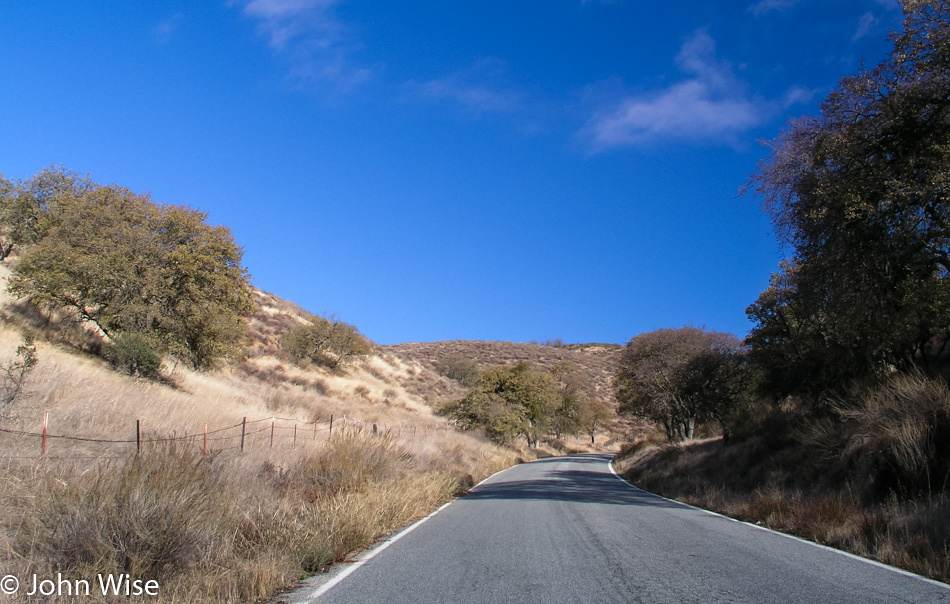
0,295 -> 519,603
440,360 -> 614,448
0,167 -> 524,602
614,1 -> 950,584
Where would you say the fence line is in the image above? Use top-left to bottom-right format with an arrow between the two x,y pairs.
0,411 -> 457,461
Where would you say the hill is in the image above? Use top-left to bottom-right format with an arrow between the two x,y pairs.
384,340 -> 623,410
0,262 -> 532,602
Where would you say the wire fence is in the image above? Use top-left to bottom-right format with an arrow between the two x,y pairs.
0,411 -> 456,462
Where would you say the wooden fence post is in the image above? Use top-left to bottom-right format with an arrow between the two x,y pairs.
136,419 -> 141,453
270,417 -> 275,449
329,414 -> 333,437
293,424 -> 297,449
240,417 -> 246,452
41,411 -> 48,459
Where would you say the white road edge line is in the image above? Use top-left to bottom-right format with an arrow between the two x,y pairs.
605,454 -> 950,591
300,461 -> 521,602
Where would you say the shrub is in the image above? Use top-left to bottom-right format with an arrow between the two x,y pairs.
840,371 -> 950,499
282,318 -> 372,368
102,333 -> 162,378
1,333 -> 37,405
436,356 -> 479,387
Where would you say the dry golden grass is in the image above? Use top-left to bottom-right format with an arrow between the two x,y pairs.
0,274 -> 521,602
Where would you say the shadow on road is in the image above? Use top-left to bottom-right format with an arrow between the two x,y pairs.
463,458 -> 684,508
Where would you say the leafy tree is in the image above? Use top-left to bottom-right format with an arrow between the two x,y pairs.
282,316 -> 372,368
444,362 -> 561,446
747,1 -> 950,394
325,319 -> 373,366
679,348 -> 751,444
7,171 -> 252,369
151,204 -> 254,368
0,167 -> 94,262
617,327 -> 745,441
0,176 -> 28,261
575,397 -> 612,445
551,361 -> 587,439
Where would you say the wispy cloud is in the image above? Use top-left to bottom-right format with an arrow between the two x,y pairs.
781,86 -> 817,108
233,0 -> 371,91
407,60 -> 524,116
852,11 -> 880,41
749,0 -> 799,16
153,13 -> 183,44
579,30 -> 770,150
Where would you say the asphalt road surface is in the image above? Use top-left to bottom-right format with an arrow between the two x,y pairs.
300,453 -> 950,604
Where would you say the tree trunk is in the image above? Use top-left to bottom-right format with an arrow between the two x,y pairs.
676,417 -> 695,441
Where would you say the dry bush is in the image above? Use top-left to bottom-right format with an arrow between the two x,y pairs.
353,385 -> 371,400
291,430 -> 413,493
21,443 -> 231,584
839,371 -> 950,498
2,427 -> 495,603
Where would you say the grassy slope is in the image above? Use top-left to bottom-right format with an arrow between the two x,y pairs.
0,263 -> 533,602
0,260 -> 627,602
385,340 -> 634,445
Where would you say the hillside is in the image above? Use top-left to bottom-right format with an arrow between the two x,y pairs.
0,262 -> 538,602
384,340 -> 623,410
0,249 -> 627,602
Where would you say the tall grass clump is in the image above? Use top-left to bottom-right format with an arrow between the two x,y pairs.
8,442 -> 234,599
3,429 -> 475,602
839,370 -> 950,499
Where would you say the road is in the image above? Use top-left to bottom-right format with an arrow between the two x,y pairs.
297,453 -> 950,604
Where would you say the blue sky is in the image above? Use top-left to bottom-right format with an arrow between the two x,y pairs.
0,0 -> 902,344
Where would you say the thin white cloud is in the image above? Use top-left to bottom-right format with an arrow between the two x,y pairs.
408,60 -> 524,115
416,81 -> 521,114
153,13 -> 183,44
233,0 -> 370,90
781,86 -> 817,108
580,30 -> 769,150
749,0 -> 799,16
852,11 -> 880,41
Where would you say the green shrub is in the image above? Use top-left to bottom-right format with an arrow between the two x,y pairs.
102,333 -> 162,378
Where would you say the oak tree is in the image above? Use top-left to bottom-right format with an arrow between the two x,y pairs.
747,1 -> 950,394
